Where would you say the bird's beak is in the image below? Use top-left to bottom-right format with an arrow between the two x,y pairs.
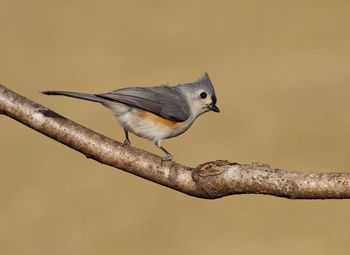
209,103 -> 220,112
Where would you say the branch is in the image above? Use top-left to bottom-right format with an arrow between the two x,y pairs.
1,84 -> 350,199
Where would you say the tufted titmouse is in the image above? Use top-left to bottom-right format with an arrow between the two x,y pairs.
42,73 -> 220,163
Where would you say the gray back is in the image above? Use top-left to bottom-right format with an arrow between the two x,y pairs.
96,85 -> 190,122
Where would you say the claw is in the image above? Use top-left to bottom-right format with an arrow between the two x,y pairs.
123,139 -> 131,146
161,154 -> 174,166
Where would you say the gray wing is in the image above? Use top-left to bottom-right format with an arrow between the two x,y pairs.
96,85 -> 190,122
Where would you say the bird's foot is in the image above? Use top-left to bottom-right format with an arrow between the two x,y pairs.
123,139 -> 131,146
161,154 -> 174,166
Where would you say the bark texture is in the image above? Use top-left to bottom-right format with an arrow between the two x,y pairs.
1,84 -> 350,199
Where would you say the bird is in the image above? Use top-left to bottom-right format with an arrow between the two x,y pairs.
42,73 -> 220,163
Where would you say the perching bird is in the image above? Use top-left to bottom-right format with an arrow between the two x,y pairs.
42,73 -> 220,163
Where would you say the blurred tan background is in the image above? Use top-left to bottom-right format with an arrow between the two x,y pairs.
1,0 -> 350,254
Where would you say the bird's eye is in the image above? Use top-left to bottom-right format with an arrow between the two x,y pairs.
200,92 -> 207,99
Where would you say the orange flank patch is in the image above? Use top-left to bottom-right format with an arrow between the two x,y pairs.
138,110 -> 180,128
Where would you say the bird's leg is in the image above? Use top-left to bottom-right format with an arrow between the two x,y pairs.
123,129 -> 131,146
155,140 -> 174,165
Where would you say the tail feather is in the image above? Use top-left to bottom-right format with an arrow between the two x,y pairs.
41,91 -> 106,103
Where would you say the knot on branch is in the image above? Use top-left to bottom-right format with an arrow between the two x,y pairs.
192,160 -> 240,199
192,160 -> 238,181
191,161 -> 303,199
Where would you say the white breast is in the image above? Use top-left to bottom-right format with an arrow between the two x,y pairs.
104,101 -> 195,141
119,109 -> 194,141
